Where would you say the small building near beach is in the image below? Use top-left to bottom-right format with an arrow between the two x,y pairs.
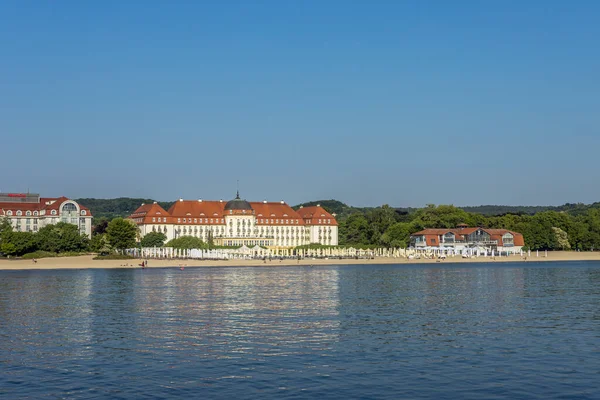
128,192 -> 338,249
410,226 -> 524,252
0,192 -> 93,238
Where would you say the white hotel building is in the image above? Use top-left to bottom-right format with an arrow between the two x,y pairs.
0,193 -> 93,238
128,192 -> 338,248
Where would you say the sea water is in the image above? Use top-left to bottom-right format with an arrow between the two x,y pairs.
1,262 -> 599,399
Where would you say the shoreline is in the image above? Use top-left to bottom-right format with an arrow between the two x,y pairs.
1,252 -> 600,270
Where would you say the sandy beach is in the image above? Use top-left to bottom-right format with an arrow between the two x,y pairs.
1,251 -> 600,270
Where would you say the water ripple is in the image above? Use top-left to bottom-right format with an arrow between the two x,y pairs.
1,263 -> 599,399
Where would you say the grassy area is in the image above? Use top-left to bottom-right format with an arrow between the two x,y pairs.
93,254 -> 136,260
22,251 -> 90,259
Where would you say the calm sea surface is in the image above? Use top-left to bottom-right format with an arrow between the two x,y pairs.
1,262 -> 599,399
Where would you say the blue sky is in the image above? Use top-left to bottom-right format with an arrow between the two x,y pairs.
1,1 -> 599,207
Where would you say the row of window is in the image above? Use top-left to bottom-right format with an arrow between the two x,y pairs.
5,209 -> 87,216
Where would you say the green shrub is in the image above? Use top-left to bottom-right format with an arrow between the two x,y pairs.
93,254 -> 135,260
22,251 -> 58,259
22,251 -> 89,259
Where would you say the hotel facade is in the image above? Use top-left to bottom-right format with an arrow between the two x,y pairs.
0,193 -> 93,238
410,225 -> 524,252
128,192 -> 338,248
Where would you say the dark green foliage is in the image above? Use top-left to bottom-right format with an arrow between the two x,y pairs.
106,218 -> 138,251
1,231 -> 36,256
140,232 -> 167,248
165,236 -> 207,249
331,202 -> 600,251
21,251 -> 87,259
35,222 -> 89,253
93,254 -> 135,260
75,198 -> 174,221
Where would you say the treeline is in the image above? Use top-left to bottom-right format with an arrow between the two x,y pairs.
77,197 -> 600,222
0,218 -> 138,258
72,197 -> 600,252
332,204 -> 600,251
75,197 -> 174,221
459,202 -> 600,216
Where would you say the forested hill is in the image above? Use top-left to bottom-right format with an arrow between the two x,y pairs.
77,197 -> 600,222
461,203 -> 600,216
75,198 -> 174,220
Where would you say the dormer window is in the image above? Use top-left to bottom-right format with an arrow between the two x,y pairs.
7,211 -> 12,216
26,211 -> 31,216
16,211 -> 22,216
81,210 -> 86,216
51,210 -> 57,215
34,211 -> 38,216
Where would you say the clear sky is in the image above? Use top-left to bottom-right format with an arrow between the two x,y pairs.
1,1 -> 599,207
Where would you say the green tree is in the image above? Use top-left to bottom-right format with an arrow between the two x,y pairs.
165,236 -> 207,249
92,217 -> 110,235
35,222 -> 89,253
140,231 -> 167,247
2,231 -> 36,256
381,222 -> 411,247
0,217 -> 14,251
106,218 -> 138,252
89,233 -> 112,254
339,213 -> 371,245
552,227 -> 571,250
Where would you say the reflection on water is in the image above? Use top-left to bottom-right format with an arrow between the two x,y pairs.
1,262 -> 599,399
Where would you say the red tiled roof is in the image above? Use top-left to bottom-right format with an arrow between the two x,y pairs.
129,203 -> 172,224
168,200 -> 226,224
296,206 -> 338,226
0,196 -> 93,216
251,202 -> 305,225
126,200 -> 339,226
412,227 -> 524,246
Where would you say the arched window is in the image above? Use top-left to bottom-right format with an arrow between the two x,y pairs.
81,210 -> 86,215
7,210 -> 12,216
16,211 -> 22,216
51,210 -> 57,215
61,203 -> 77,214
26,211 -> 31,216
33,211 -> 38,216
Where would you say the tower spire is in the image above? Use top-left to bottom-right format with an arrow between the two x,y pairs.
236,179 -> 240,199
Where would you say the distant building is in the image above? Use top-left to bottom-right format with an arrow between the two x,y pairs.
128,192 -> 338,248
0,193 -> 93,238
410,225 -> 524,252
